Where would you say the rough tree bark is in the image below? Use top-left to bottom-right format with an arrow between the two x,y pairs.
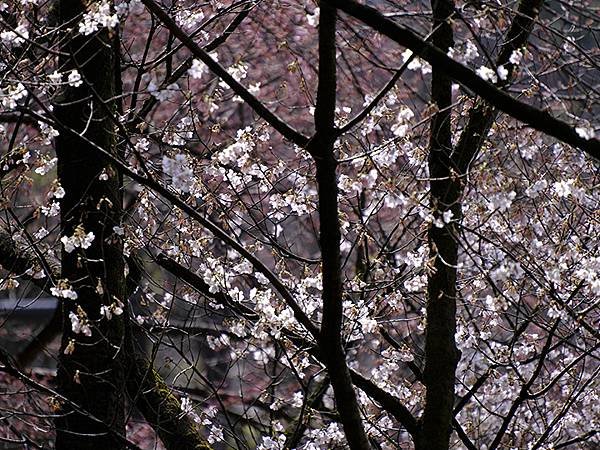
53,0 -> 127,448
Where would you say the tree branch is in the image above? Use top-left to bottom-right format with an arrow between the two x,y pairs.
139,0 -> 309,147
324,0 -> 600,161
452,0 -> 546,172
0,347 -> 144,450
418,0 -> 460,447
131,4 -> 254,128
126,356 -> 212,450
152,252 -> 419,439
25,104 -> 320,339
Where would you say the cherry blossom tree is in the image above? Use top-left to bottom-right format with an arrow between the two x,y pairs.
0,0 -> 599,449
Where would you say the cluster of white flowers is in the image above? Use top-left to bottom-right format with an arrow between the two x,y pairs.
553,178 -> 576,198
175,8 -> 204,29
338,173 -> 362,195
164,117 -> 194,147
188,51 -> 219,80
358,314 -> 378,334
447,40 -> 479,64
188,59 -> 208,80
403,274 -> 427,292
206,333 -> 231,351
490,262 -> 523,283
35,156 -> 57,176
48,181 -> 65,199
496,64 -> 509,81
38,122 -> 60,145
206,423 -> 224,444
268,189 -> 315,219
509,48 -> 524,65
48,71 -> 62,85
148,81 -> 179,101
215,129 -> 254,167
1,83 -> 27,109
575,126 -> 596,140
61,225 -> 95,253
525,179 -> 548,198
248,287 -> 297,336
397,246 -> 427,269
183,401 -> 224,445
197,256 -> 231,294
180,396 -> 203,424
221,61 -> 248,87
401,49 -> 432,74
69,307 -> 92,336
391,105 -> 415,138
247,82 -> 261,96
78,1 -> 119,36
67,69 -> 83,87
133,137 -> 149,154
51,279 -> 78,300
290,391 -> 304,407
476,65 -> 498,83
370,349 -> 414,393
304,423 -> 346,449
0,277 -> 19,290
0,23 -> 28,47
463,40 -> 480,62
162,153 -> 193,193
33,227 -> 49,240
433,209 -> 454,228
486,190 -> 516,212
306,7 -> 319,27
41,201 -> 60,217
99,301 -> 124,320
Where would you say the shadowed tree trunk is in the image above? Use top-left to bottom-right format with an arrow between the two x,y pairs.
416,0 -> 544,448
54,1 -> 127,448
417,0 -> 460,449
311,4 -> 371,449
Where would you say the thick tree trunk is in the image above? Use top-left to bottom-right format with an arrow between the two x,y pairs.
54,1 -> 127,448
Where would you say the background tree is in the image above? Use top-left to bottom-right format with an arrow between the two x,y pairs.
0,0 -> 599,449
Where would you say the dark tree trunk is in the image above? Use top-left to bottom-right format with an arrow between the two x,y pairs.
54,1 -> 127,448
312,4 -> 371,449
416,1 -> 544,447
417,0 -> 460,448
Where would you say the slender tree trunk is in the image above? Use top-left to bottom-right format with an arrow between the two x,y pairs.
54,1 -> 127,448
417,0 -> 460,448
311,5 -> 371,449
417,1 -> 544,447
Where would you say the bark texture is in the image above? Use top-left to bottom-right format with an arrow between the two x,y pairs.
126,356 -> 212,450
